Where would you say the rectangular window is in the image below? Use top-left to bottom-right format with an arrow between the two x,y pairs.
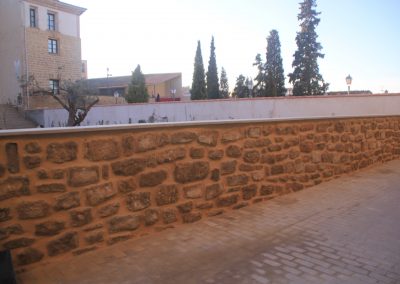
48,12 -> 56,30
48,39 -> 58,54
49,80 -> 60,95
30,8 -> 37,27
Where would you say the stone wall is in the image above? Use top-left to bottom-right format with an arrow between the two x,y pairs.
1,116 -> 400,271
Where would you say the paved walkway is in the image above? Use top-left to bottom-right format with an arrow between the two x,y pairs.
18,160 -> 400,284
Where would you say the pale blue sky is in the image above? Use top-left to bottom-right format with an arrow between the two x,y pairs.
67,0 -> 400,93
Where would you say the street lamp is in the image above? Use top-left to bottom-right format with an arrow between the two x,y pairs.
247,79 -> 253,98
346,74 -> 352,95
170,88 -> 176,100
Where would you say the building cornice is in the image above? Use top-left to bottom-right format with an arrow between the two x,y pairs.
25,0 -> 86,15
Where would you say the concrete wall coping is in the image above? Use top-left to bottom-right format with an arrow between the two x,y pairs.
1,114 -> 398,137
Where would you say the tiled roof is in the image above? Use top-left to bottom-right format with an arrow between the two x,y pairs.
87,73 -> 181,89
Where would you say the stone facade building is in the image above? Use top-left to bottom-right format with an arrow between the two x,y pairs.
0,0 -> 86,107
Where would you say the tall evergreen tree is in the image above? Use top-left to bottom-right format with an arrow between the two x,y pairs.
233,75 -> 248,98
126,65 -> 148,103
206,36 -> 220,99
219,67 -> 229,98
253,54 -> 266,97
191,41 -> 206,100
265,30 -> 286,97
288,0 -> 328,96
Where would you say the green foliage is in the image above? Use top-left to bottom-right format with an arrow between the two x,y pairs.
206,36 -> 220,99
253,54 -> 266,97
219,67 -> 229,98
191,41 -> 207,100
233,75 -> 249,98
288,0 -> 328,96
265,30 -> 286,97
126,65 -> 149,103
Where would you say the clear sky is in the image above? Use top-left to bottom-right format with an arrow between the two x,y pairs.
67,0 -> 400,93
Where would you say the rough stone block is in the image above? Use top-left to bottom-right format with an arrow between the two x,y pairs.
47,232 -> 79,256
111,158 -> 146,176
54,192 -> 80,211
244,138 -> 272,148
70,208 -> 92,227
51,169 -> 65,179
243,150 -> 261,163
37,183 -> 66,193
156,185 -> 178,206
226,145 -> 242,158
107,235 -> 132,246
97,203 -> 120,218
182,212 -> 201,223
220,160 -> 237,176
0,176 -> 30,201
85,232 -> 104,245
86,183 -> 116,206
35,221 -> 65,236
196,202 -> 213,210
190,147 -> 205,159
208,149 -> 224,160
176,202 -> 193,214
208,209 -> 224,217
118,178 -> 136,193
216,194 -> 239,207
0,208 -> 11,222
3,237 -> 35,249
108,215 -> 140,233
0,164 -> 5,177
68,166 -> 99,187
271,165 -> 285,175
37,169 -> 49,179
139,170 -> 167,187
174,161 -> 209,183
23,156 -> 42,169
47,142 -> 77,164
226,174 -> 249,186
137,133 -> 169,152
183,184 -> 203,199
6,143 -> 19,173
24,142 -> 41,154
156,147 -> 186,164
17,201 -> 50,219
84,139 -> 120,161
247,127 -> 261,138
126,192 -> 151,211
221,131 -> 243,143
205,183 -> 223,200
300,141 -> 314,153
144,209 -> 159,226
197,131 -> 218,146
211,169 -> 220,182
242,184 -> 257,200
171,131 -> 197,144
17,248 -> 44,266
102,165 -> 109,180
162,209 -> 177,224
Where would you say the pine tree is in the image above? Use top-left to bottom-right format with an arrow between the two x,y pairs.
219,67 -> 229,98
253,54 -> 266,97
265,30 -> 286,97
191,41 -> 206,100
233,75 -> 248,98
288,0 -> 328,96
126,65 -> 148,103
206,36 -> 220,99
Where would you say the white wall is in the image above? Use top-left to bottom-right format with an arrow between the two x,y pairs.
26,94 -> 400,128
23,1 -> 79,37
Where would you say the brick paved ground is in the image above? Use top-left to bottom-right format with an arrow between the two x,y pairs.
17,160 -> 400,284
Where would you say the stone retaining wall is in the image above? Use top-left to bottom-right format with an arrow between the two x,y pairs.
1,116 -> 400,271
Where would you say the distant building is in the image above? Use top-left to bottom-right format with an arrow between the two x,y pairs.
87,73 -> 183,102
0,0 -> 86,107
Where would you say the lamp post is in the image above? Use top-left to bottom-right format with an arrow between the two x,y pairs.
247,79 -> 253,98
170,88 -> 176,100
107,67 -> 112,96
346,74 -> 352,95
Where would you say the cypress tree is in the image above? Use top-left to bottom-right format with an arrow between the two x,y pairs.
219,67 -> 229,98
191,41 -> 206,100
265,30 -> 286,97
233,75 -> 248,98
253,53 -> 266,97
126,64 -> 148,103
206,36 -> 220,99
288,0 -> 328,96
